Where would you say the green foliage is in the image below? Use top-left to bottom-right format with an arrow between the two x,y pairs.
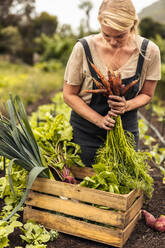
30,93 -> 85,172
0,0 -> 36,64
160,64 -> 165,82
0,177 -> 10,199
0,160 -> 58,248
139,17 -> 165,39
139,109 -> 165,181
0,220 -> 23,248
0,26 -> 23,56
59,24 -> 74,37
51,92 -> 72,120
0,161 -> 27,216
0,162 -> 24,247
35,33 -> 76,65
150,145 -> 165,165
0,95 -> 53,221
152,104 -> 165,122
33,12 -> 58,37
81,116 -> 154,198
139,119 -> 156,146
155,63 -> 165,100
81,170 -> 120,193
151,35 -> 165,63
20,220 -> 58,246
34,60 -> 63,72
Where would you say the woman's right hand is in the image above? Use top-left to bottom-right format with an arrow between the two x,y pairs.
98,110 -> 117,130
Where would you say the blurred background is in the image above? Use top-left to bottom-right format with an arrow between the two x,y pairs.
0,0 -> 164,113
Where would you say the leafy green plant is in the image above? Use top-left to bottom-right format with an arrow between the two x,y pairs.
139,119 -> 156,146
30,94 -> 85,183
0,159 -> 58,248
0,95 -> 51,221
139,111 -> 165,181
0,219 -> 23,248
20,221 -> 58,247
150,145 -> 165,165
0,177 -> 10,199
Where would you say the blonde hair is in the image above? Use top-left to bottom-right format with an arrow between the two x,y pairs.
98,0 -> 139,35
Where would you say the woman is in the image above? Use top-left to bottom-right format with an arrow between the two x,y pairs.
63,0 -> 161,166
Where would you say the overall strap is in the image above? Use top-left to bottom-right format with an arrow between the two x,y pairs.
136,38 -> 149,76
78,38 -> 101,82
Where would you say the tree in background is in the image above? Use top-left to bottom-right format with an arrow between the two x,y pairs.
32,12 -> 58,37
0,26 -> 23,61
139,17 -> 165,39
0,0 -> 36,63
0,0 -> 35,27
18,11 -> 58,64
78,0 -> 93,35
59,24 -> 74,38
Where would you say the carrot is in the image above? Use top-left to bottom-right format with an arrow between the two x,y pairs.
89,60 -> 110,90
116,72 -> 122,87
112,77 -> 120,96
108,69 -> 113,83
92,78 -> 104,89
83,89 -> 108,94
108,69 -> 114,93
120,79 -> 139,96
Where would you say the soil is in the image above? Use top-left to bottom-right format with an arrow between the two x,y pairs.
1,97 -> 165,248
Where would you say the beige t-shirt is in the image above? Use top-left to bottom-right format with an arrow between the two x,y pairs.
64,35 -> 161,104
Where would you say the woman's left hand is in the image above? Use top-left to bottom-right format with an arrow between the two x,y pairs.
108,95 -> 127,115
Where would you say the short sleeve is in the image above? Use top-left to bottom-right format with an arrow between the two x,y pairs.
64,42 -> 84,85
145,42 -> 161,81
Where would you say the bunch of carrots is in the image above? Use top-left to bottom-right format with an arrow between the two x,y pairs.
84,60 -> 138,97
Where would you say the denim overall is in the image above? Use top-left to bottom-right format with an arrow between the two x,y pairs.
70,38 -> 149,166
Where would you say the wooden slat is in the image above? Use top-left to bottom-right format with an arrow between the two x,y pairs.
23,206 -> 123,248
71,166 -> 95,179
122,210 -> 141,246
26,191 -> 125,228
31,178 -> 130,210
124,195 -> 143,227
126,189 -> 142,209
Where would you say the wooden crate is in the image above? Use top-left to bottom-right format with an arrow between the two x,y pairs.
23,166 -> 143,248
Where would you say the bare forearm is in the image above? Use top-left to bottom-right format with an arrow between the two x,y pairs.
63,93 -> 103,126
126,93 -> 152,112
126,80 -> 157,112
